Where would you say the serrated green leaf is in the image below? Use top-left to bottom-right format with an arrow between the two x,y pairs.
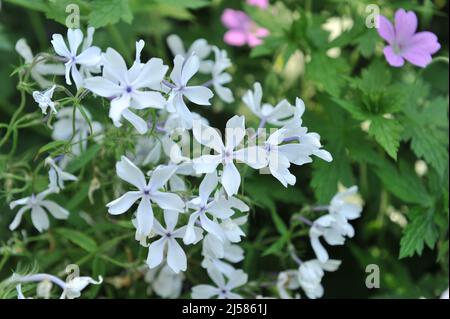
89,0 -> 133,28
368,117 -> 402,160
399,208 -> 439,259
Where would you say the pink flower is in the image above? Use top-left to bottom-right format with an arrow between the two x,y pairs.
247,0 -> 269,9
221,9 -> 269,47
377,9 -> 440,68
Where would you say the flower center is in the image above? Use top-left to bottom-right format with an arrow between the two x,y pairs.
126,86 -> 133,93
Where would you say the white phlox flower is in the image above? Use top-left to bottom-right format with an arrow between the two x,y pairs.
51,28 -> 102,89
191,267 -> 248,299
15,38 -> 65,88
106,156 -> 185,240
84,41 -> 168,133
166,34 -> 213,73
192,115 -> 267,196
45,156 -> 77,190
32,85 -> 57,115
297,259 -> 341,299
277,270 -> 301,299
9,188 -> 69,233
211,46 -> 234,103
144,264 -> 185,298
165,54 -> 214,129
147,210 -> 196,273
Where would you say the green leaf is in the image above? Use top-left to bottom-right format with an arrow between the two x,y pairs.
305,53 -> 349,97
55,228 -> 98,253
262,233 -> 289,256
66,143 -> 101,173
368,117 -> 402,160
153,0 -> 211,9
89,0 -> 133,28
399,208 -> 439,259
375,161 -> 433,206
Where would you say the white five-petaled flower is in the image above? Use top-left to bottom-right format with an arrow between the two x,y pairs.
166,34 -> 213,73
61,276 -> 103,299
9,188 -> 69,233
297,259 -> 341,299
45,156 -> 77,190
165,54 -> 214,129
211,46 -> 234,103
51,28 -> 102,89
32,85 -> 57,115
281,98 -> 333,164
277,270 -> 301,299
147,210 -> 194,273
84,44 -> 168,133
191,267 -> 248,299
184,172 -> 240,244
309,186 -> 363,262
15,39 -> 65,88
144,264 -> 185,299
201,233 -> 244,276
106,156 -> 185,240
193,115 -> 267,196
243,82 -> 295,126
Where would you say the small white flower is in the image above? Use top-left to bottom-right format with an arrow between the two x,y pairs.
166,34 -> 213,73
193,115 -> 267,196
145,264 -> 184,298
106,156 -> 185,239
61,276 -> 103,299
9,188 -> 69,232
281,98 -> 333,164
220,214 -> 248,243
191,267 -> 247,299
243,82 -> 295,126
147,210 -> 192,273
15,39 -> 65,88
211,46 -> 234,103
45,156 -> 77,190
309,186 -> 363,262
32,85 -> 57,115
277,270 -> 301,299
184,172 -> 239,244
165,54 -> 214,129
51,28 -> 102,89
201,233 -> 244,276
297,259 -> 341,299
84,43 -> 168,132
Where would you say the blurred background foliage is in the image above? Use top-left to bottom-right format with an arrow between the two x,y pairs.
0,0 -> 448,298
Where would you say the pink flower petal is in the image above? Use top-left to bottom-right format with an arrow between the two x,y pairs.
394,9 -> 418,44
377,15 -> 395,44
247,34 -> 263,47
402,49 -> 432,68
221,9 -> 250,29
224,30 -> 248,47
247,0 -> 269,9
407,31 -> 441,54
383,46 -> 405,67
255,27 -> 270,37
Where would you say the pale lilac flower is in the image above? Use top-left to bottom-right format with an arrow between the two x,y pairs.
84,44 -> 168,132
192,115 -> 267,196
45,156 -> 77,190
9,188 -> 69,233
166,34 -> 213,73
165,54 -> 214,129
15,39 -> 65,88
51,28 -> 102,89
191,267 -> 247,299
377,9 -> 440,68
221,9 -> 269,47
247,0 -> 269,9
106,156 -> 184,240
211,46 -> 234,103
243,82 -> 295,126
147,210 -> 190,273
297,259 -> 341,299
32,85 -> 57,115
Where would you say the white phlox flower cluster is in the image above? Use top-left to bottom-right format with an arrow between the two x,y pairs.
9,27 -> 360,299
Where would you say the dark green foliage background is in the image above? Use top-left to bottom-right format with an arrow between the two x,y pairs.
0,0 -> 448,298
